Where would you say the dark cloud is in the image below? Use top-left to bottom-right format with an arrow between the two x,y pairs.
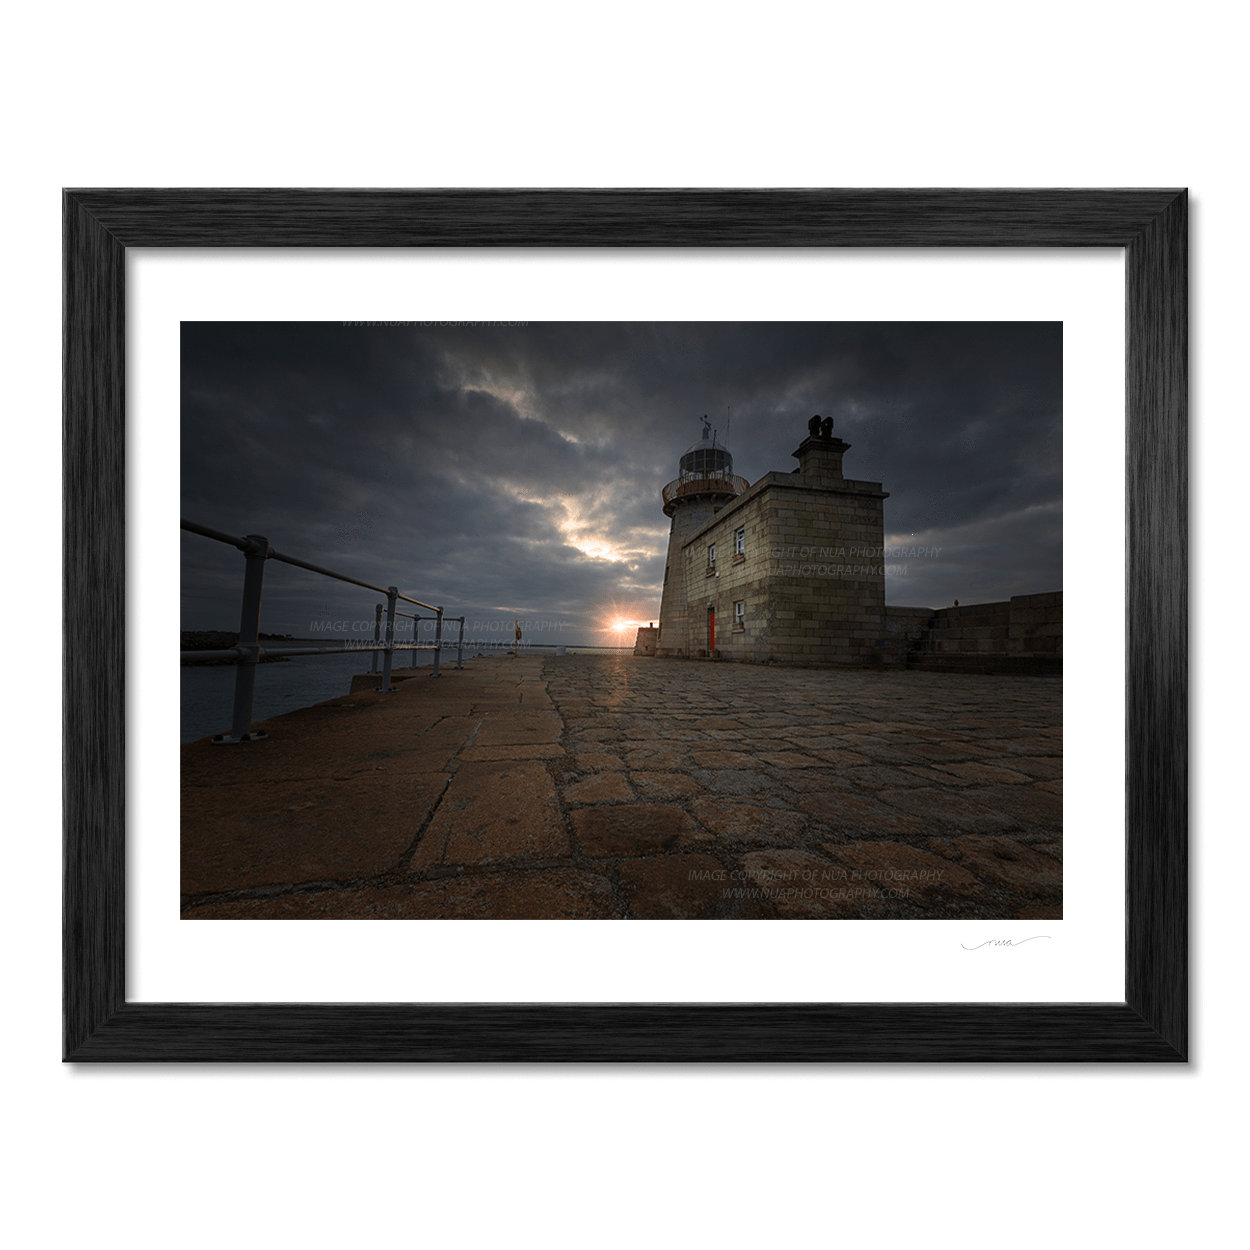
181,321 -> 1061,641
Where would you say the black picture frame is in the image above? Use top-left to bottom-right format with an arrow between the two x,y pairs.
64,189 -> 1187,1062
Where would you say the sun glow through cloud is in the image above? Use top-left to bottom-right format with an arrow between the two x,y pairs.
555,497 -> 637,564
578,540 -> 616,561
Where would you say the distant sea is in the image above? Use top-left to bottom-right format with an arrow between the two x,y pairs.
180,642 -> 629,743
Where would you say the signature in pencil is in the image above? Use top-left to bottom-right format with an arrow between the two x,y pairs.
961,936 -> 1051,950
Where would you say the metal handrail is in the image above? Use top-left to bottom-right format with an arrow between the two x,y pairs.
181,518 -> 464,744
661,471 -> 749,514
180,518 -> 437,610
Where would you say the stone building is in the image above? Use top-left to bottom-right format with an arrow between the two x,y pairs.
632,625 -> 659,657
648,416 -> 1062,673
655,416 -> 889,665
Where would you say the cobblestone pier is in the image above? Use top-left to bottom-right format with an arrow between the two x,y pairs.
181,653 -> 1061,920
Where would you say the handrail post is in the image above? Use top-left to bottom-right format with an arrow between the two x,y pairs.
456,616 -> 465,669
214,534 -> 270,744
371,602 -> 383,674
432,608 -> 443,677
379,587 -> 398,691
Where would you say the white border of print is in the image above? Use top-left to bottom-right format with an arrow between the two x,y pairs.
131,248 -> 1121,1005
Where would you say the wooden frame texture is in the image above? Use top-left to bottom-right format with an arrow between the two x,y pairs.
63,189 -> 1187,1062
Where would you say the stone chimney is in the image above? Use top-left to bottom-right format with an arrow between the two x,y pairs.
792,415 -> 850,484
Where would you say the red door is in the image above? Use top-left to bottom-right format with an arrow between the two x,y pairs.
708,607 -> 715,652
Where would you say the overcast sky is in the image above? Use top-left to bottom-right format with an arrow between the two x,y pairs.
181,321 -> 1061,645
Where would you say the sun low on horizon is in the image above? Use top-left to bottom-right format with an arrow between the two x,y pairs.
597,604 -> 656,645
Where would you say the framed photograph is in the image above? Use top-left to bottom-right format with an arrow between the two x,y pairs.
64,189 -> 1186,1061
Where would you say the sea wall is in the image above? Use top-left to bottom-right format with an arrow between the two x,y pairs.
633,626 -> 658,656
885,592 -> 1062,675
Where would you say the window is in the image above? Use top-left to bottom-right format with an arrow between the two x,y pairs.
708,543 -> 717,568
734,600 -> 745,628
734,527 -> 745,555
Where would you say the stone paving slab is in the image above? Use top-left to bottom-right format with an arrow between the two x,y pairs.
475,710 -> 563,746
617,854 -> 728,919
795,790 -> 930,836
738,849 -> 903,919
570,804 -> 700,857
563,772 -> 637,805
458,742 -> 566,762
181,653 -> 1062,919
824,841 -> 984,908
570,752 -> 627,772
410,758 -> 568,869
184,868 -> 621,919
951,835 -> 1063,896
182,699 -> 448,785
182,772 -> 449,895
687,797 -> 809,845
632,772 -> 704,801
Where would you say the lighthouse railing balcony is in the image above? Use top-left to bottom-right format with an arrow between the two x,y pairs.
181,518 -> 464,744
662,470 -> 749,511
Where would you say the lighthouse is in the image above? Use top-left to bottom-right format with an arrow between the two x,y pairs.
652,414 -> 891,665
645,414 -> 1061,670
656,418 -> 748,657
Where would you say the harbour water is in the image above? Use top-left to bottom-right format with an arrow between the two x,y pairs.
180,644 -> 630,743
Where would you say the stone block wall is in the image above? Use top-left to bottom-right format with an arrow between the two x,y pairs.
665,486 -> 772,658
1004,591 -> 1063,659
881,606 -> 937,664
656,495 -> 727,656
754,477 -> 888,666
927,600 -> 1012,656
664,469 -> 888,666
900,591 -> 1062,674
632,626 -> 658,656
